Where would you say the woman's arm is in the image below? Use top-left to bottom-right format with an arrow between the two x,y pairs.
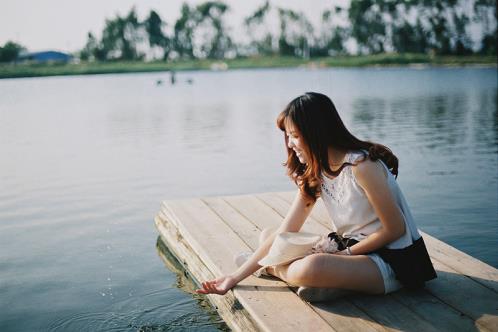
196,189 -> 315,295
231,189 -> 316,280
342,159 -> 406,255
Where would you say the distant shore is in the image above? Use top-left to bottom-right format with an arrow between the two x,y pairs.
0,54 -> 496,79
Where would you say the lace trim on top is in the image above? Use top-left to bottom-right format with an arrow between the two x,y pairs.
320,152 -> 357,204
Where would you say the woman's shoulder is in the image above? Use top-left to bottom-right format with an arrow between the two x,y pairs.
347,149 -> 368,163
351,155 -> 388,186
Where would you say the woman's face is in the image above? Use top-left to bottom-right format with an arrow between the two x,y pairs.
285,121 -> 309,164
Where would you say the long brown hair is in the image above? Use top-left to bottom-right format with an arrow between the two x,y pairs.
277,92 -> 398,201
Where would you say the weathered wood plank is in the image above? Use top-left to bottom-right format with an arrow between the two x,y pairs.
223,194 -> 283,230
427,259 -> 498,331
391,289 -> 481,332
422,232 -> 498,293
202,196 -> 261,250
158,199 -> 335,332
310,301 -> 392,332
349,294 -> 440,332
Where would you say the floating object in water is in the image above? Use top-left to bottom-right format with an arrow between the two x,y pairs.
210,62 -> 228,71
170,71 -> 176,85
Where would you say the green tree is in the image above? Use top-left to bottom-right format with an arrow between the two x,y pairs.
277,8 -> 314,57
194,1 -> 232,59
425,1 -> 453,54
0,41 -> 25,62
244,1 -> 274,56
80,32 -> 99,61
101,7 -> 143,60
145,10 -> 171,60
453,11 -> 473,55
173,3 -> 196,58
348,0 -> 478,55
474,0 -> 497,54
315,7 -> 347,56
391,19 -> 429,53
348,0 -> 387,54
407,0 -> 474,55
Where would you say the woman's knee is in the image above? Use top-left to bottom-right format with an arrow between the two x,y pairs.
286,254 -> 328,286
286,255 -> 385,292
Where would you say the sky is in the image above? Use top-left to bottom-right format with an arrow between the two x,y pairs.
0,0 -> 348,53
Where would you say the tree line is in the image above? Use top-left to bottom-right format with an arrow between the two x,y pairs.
0,0 -> 495,63
0,41 -> 25,63
78,0 -> 495,61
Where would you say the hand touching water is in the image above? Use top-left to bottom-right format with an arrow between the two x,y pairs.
195,275 -> 238,295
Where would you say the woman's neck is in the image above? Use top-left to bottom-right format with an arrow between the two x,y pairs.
328,148 -> 348,171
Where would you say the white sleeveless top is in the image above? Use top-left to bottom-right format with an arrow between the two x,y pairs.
320,150 -> 420,249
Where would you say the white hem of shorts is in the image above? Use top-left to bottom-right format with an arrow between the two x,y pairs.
368,253 -> 403,294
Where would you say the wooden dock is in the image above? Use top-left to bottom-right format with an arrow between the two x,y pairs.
154,191 -> 498,332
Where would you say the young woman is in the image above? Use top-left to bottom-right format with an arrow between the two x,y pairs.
196,92 -> 436,299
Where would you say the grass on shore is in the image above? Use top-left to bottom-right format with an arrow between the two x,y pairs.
0,53 -> 496,79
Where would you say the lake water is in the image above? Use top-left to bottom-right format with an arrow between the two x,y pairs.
0,66 -> 496,331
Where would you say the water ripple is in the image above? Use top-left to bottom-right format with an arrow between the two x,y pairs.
46,303 -> 225,332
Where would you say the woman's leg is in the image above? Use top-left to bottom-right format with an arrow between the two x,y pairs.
267,253 -> 385,294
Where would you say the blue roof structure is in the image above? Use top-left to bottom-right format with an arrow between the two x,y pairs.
17,51 -> 73,63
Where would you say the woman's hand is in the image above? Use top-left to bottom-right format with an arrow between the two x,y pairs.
195,275 -> 238,295
334,249 -> 347,255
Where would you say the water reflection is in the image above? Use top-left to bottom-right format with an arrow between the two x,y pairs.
350,91 -> 491,153
473,89 -> 498,153
351,98 -> 387,140
181,102 -> 229,152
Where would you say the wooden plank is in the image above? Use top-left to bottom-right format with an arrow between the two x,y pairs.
311,301 -> 392,332
202,196 -> 261,250
349,294 -> 440,332
223,194 -> 284,230
422,233 -> 498,293
157,199 -> 335,332
391,289 -> 481,332
426,259 -> 498,331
